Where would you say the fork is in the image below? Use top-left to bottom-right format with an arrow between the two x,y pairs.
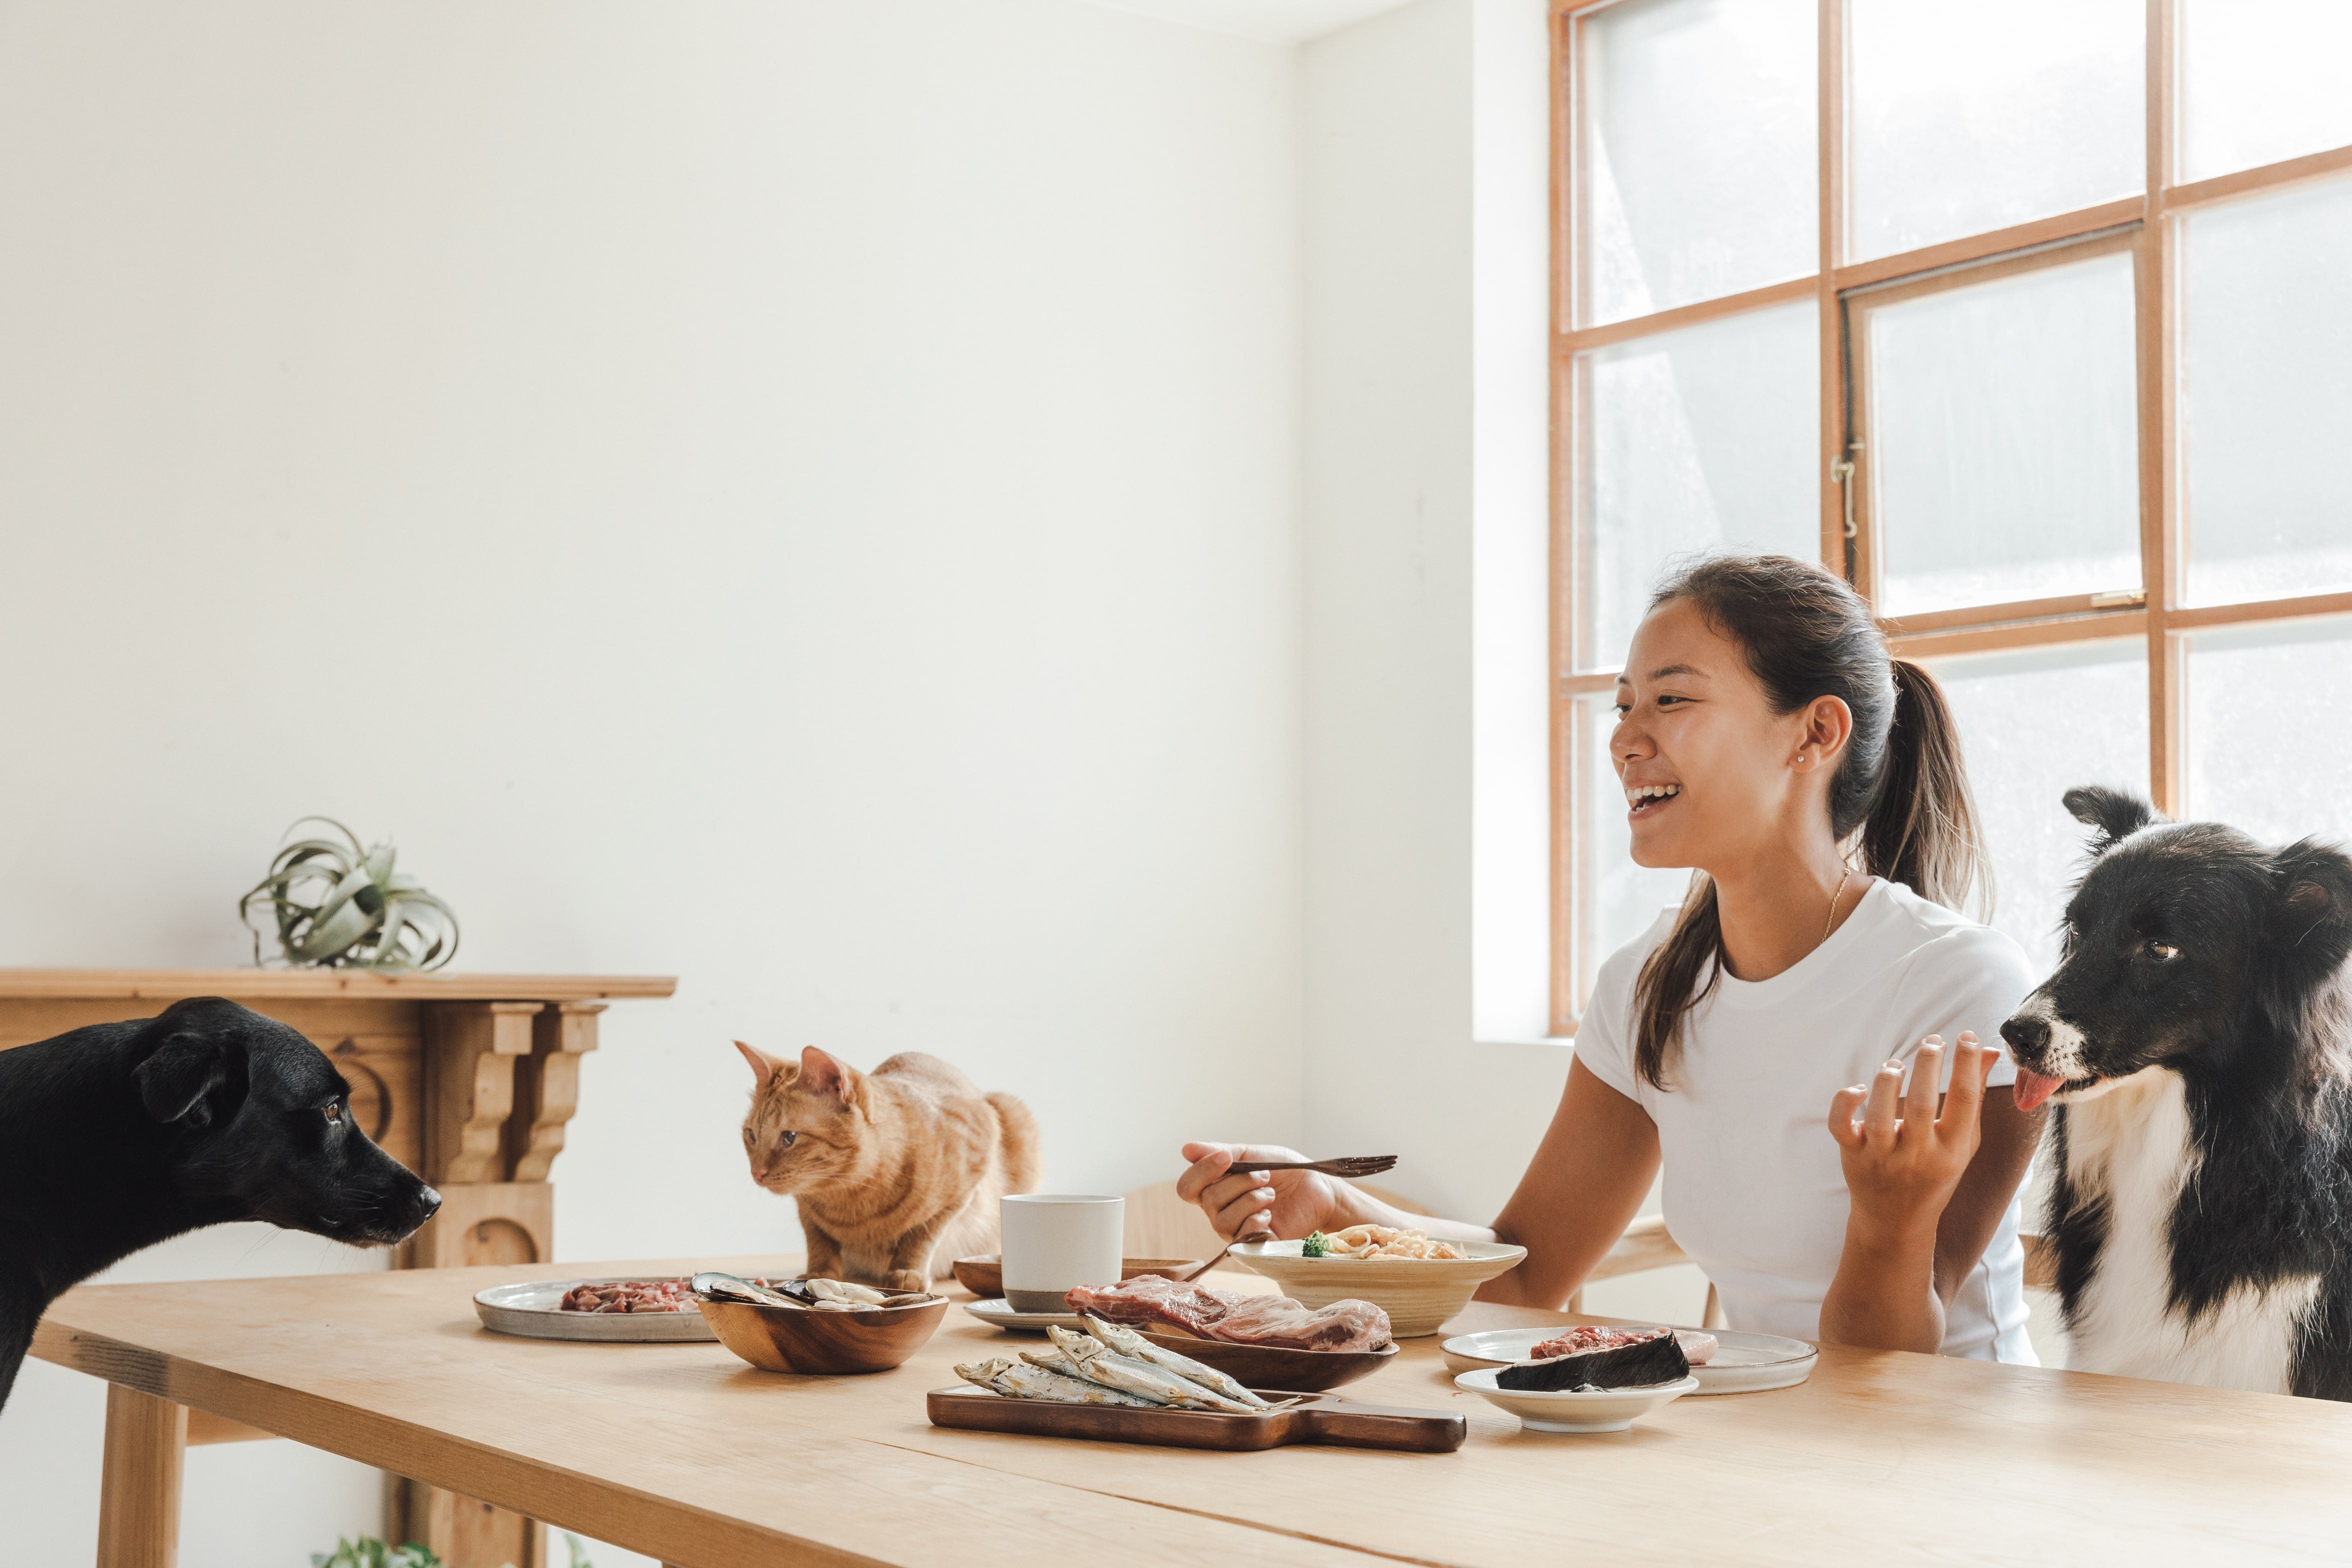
1220,1154 -> 1398,1178
1176,1229 -> 1274,1284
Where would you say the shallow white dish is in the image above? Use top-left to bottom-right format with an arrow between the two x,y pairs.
474,1278 -> 717,1343
963,1298 -> 1090,1334
1454,1367 -> 1700,1434
1226,1239 -> 1528,1338
1439,1324 -> 1816,1395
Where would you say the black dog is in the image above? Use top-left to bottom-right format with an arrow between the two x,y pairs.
0,996 -> 441,1410
2000,786 -> 2352,1398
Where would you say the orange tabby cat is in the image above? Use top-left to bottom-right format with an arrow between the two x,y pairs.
735,1042 -> 1042,1292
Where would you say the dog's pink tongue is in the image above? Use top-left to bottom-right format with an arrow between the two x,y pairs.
2012,1068 -> 2065,1113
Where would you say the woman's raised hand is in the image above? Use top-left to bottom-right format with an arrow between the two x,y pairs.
1176,1142 -> 1354,1242
1826,1034 -> 1994,1243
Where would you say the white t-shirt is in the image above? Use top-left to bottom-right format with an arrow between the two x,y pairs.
1576,878 -> 2038,1362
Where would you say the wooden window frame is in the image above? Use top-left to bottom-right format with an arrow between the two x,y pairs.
1548,0 -> 2352,1036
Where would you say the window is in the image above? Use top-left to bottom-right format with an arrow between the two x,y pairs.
1550,0 -> 2352,1033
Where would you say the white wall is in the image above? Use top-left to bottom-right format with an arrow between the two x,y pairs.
0,2 -> 1302,1562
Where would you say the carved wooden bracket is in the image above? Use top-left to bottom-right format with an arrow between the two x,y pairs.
422,1001 -> 542,1186
507,1002 -> 604,1183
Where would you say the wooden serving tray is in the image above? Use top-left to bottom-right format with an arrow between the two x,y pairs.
926,1386 -> 1466,1452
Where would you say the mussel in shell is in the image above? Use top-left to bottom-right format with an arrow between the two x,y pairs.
690,1272 -> 802,1308
689,1271 -> 938,1311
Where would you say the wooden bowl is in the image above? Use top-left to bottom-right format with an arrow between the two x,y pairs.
952,1255 -> 1006,1298
1225,1240 -> 1528,1338
1137,1330 -> 1398,1392
698,1295 -> 948,1374
950,1256 -> 1206,1300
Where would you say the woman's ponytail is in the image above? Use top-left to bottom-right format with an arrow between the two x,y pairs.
1627,558 -> 1992,1090
1863,660 -> 1992,921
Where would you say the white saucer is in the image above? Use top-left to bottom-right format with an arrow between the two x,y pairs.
1454,1367 -> 1700,1433
473,1278 -> 717,1342
964,1298 -> 1089,1334
1440,1324 -> 1816,1395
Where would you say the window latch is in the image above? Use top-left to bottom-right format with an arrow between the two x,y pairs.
1830,441 -> 1864,540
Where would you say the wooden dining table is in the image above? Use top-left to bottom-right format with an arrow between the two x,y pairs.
34,1256 -> 2352,1568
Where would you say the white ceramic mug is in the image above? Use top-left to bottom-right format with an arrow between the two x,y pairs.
1000,1193 -> 1125,1314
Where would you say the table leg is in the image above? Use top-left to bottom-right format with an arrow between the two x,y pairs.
96,1384 -> 186,1568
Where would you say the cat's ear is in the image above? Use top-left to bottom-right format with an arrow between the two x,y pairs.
798,1045 -> 852,1105
734,1040 -> 788,1090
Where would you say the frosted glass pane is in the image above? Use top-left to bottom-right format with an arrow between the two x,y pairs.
2186,617 -> 2352,846
1580,302 -> 1819,670
2181,0 -> 2352,182
1929,642 -> 2148,976
2180,175 -> 2352,607
1866,250 -> 2140,617
1848,0 -> 2142,262
1582,695 -> 1694,989
1580,0 -> 1816,326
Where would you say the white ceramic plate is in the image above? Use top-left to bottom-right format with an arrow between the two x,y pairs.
1439,1324 -> 1816,1395
1225,1239 -> 1530,1338
964,1298 -> 1090,1334
473,1278 -> 717,1343
1454,1367 -> 1700,1433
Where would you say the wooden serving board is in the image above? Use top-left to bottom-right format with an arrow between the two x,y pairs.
926,1386 -> 1466,1452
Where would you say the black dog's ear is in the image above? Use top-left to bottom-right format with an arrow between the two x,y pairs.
2064,786 -> 2159,853
2272,840 -> 2352,956
133,1032 -> 229,1128
2261,839 -> 2352,1039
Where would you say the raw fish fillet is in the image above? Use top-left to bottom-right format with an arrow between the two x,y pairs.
1527,1324 -> 1716,1365
1526,1325 -> 1664,1360
1498,1332 -> 1690,1391
1064,1277 -> 1393,1352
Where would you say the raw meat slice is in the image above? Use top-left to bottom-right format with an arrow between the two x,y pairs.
1064,1277 -> 1234,1337
1064,1277 -> 1392,1352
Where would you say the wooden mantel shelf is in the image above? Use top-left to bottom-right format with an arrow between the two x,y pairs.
0,968 -> 676,1002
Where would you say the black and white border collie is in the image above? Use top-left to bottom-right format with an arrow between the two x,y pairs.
2000,787 -> 2352,1399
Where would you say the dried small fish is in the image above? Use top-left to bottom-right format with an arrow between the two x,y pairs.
1044,1326 -> 1256,1413
1080,1316 -> 1270,1410
955,1356 -> 1156,1407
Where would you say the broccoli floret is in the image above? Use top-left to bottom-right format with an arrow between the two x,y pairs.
1300,1231 -> 1328,1258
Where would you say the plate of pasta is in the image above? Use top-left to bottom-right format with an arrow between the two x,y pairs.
1226,1236 -> 1526,1338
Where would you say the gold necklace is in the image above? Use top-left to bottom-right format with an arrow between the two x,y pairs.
1824,866 -> 1852,943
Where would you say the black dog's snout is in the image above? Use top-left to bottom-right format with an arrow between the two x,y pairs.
415,1184 -> 443,1224
2000,1015 -> 2048,1056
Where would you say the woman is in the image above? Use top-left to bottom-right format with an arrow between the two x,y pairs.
1180,556 -> 2042,1358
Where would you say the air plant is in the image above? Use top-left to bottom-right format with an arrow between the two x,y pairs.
240,817 -> 460,972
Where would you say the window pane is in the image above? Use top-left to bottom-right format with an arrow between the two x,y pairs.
1928,642 -> 2149,976
1847,0 -> 2142,262
1580,0 -> 1816,326
1580,694 -> 1692,1000
1862,249 -> 2140,618
2186,616 -> 2352,845
2180,0 -> 2352,184
2180,175 -> 2352,608
1579,302 -> 1820,670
